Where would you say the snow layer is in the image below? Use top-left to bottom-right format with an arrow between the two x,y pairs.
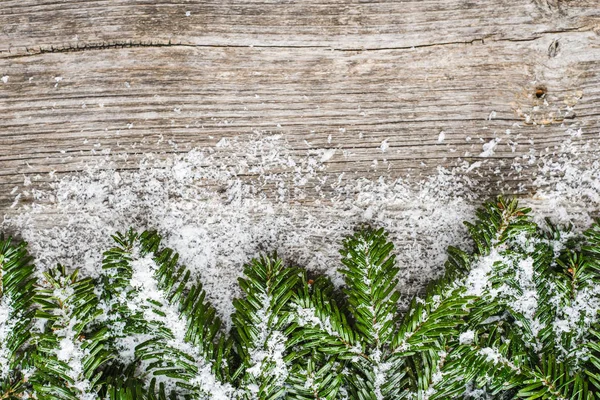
2,132 -> 599,329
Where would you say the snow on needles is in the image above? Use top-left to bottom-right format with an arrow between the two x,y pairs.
125,248 -> 234,398
0,296 -> 16,380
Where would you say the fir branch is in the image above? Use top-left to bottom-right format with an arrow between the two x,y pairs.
429,197 -> 540,398
339,227 -> 400,347
2,196 -> 600,399
0,235 -> 37,398
286,356 -> 344,400
431,323 -> 529,399
402,348 -> 447,399
31,265 -> 112,399
464,197 -> 536,256
232,254 -> 302,399
289,276 -> 362,360
101,229 -> 233,399
337,227 -> 408,399
392,279 -> 474,355
435,200 -> 600,399
287,276 -> 360,399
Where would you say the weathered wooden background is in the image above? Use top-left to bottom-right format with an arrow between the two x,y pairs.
1,0 -> 600,217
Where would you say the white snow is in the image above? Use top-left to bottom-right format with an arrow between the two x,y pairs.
458,330 -> 475,345
48,284 -> 95,398
293,304 -> 335,336
464,248 -> 505,298
479,138 -> 500,157
0,296 -> 15,379
477,347 -> 519,371
3,133 -> 487,324
320,148 -> 336,162
244,294 -> 289,389
380,139 -> 389,152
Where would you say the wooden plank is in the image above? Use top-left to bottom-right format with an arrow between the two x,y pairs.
2,0 -> 599,55
1,0 -> 600,218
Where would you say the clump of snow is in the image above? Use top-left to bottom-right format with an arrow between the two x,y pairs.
464,248 -> 505,298
500,257 -> 543,338
380,139 -> 390,152
553,284 -> 600,352
0,297 -> 16,379
477,347 -> 519,371
244,294 -> 289,389
48,282 -> 95,398
458,330 -> 475,345
320,148 -> 336,162
371,350 -> 392,400
293,304 -> 335,336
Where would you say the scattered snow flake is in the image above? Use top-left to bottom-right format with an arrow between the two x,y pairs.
380,139 -> 389,152
466,161 -> 482,172
10,193 -> 21,209
1,76 -> 8,84
320,148 -> 336,162
567,127 -> 582,137
480,138 -> 501,157
438,131 -> 446,143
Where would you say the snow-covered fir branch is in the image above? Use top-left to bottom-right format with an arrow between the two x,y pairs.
2,197 -> 600,399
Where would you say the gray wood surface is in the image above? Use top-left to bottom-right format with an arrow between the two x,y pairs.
1,0 -> 600,217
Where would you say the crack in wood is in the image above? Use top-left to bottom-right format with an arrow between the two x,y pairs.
0,33 -> 566,59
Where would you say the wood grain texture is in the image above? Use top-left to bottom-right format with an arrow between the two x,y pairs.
1,0 -> 600,216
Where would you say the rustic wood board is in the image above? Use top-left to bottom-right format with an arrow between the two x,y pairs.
1,0 -> 600,218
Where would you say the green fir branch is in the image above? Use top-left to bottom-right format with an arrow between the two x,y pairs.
101,229 -> 233,399
232,254 -> 302,399
31,265 -> 112,399
1,196 -> 600,399
0,235 -> 37,399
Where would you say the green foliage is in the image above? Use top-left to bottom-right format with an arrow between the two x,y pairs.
31,265 -> 113,399
2,196 -> 600,399
101,230 -> 233,399
0,235 -> 36,399
232,255 -> 302,399
433,206 -> 600,400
